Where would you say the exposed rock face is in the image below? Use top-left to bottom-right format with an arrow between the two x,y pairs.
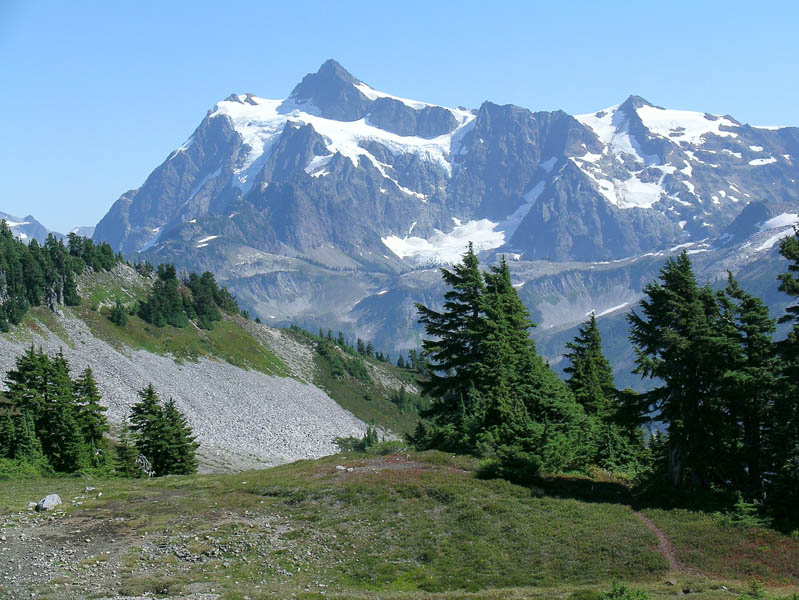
88,59 -> 799,356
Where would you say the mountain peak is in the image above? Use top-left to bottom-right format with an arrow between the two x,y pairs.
618,95 -> 654,113
287,59 -> 369,121
316,59 -> 359,83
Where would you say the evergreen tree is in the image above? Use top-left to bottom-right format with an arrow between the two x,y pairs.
0,412 -> 15,458
414,249 -> 584,475
772,231 -> 799,510
415,243 -> 486,438
628,252 -> 732,488
114,420 -> 141,478
13,412 -> 44,463
73,367 -> 109,466
160,399 -> 199,475
714,273 -> 779,495
129,385 -> 198,476
109,299 -> 128,326
38,352 -> 88,472
564,313 -> 616,417
129,384 -> 167,474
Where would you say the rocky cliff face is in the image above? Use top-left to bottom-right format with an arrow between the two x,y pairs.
91,60 -> 799,356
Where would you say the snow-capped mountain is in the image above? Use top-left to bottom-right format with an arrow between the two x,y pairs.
70,225 -> 95,238
0,211 -> 61,244
92,60 -> 799,355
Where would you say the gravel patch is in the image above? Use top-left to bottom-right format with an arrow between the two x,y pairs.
238,318 -> 316,384
0,312 -> 366,472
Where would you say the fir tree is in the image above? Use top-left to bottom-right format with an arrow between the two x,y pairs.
13,412 -> 44,463
772,231 -> 799,510
109,299 -> 128,326
0,412 -> 15,458
39,352 -> 88,472
129,384 -> 167,474
160,399 -> 199,475
628,252 -> 732,488
73,367 -> 109,466
129,385 -> 198,476
415,243 -> 486,438
564,313 -> 616,417
114,420 -> 141,478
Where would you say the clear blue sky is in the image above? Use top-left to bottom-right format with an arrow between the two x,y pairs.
1,0 -> 797,233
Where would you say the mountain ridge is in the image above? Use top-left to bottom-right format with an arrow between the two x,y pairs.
88,59 -> 799,355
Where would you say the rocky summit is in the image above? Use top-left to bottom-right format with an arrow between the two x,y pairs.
90,60 -> 799,354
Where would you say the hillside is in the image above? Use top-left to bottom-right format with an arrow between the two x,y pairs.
1,450 -> 797,599
0,263 -> 423,471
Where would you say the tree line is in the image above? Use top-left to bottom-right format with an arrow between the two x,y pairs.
0,222 -> 120,331
411,238 -> 799,520
0,347 -> 197,478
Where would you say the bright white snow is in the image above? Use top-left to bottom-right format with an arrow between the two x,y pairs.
761,213 -> 799,231
595,303 -> 629,317
575,104 -> 658,164
749,157 -> 777,166
757,230 -> 794,251
195,235 -> 220,248
208,92 -> 476,194
635,105 -> 739,144
382,219 -> 504,265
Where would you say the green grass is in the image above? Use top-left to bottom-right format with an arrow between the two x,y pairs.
282,328 -> 427,436
2,452 -> 797,599
312,353 -> 422,435
78,266 -> 147,308
74,306 -> 289,377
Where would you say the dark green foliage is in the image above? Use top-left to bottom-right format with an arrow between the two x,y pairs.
600,582 -> 649,600
1,347 -> 111,474
0,222 -> 118,330
627,247 -> 799,520
414,248 -> 584,477
114,420 -> 142,478
316,339 -> 371,383
0,413 -> 15,457
161,398 -> 199,475
129,384 -> 198,477
109,299 -> 129,326
73,367 -> 110,467
138,264 -> 188,328
628,252 -> 731,488
389,387 -> 429,414
773,231 -> 799,513
565,314 -> 649,475
336,424 -> 380,452
565,314 -> 616,417
137,265 -> 240,331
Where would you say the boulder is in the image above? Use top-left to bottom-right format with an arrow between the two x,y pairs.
35,494 -> 62,512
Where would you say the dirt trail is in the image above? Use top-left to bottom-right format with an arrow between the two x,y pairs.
633,511 -> 689,574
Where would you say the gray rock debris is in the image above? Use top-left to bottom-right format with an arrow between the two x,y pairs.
0,312 -> 367,472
